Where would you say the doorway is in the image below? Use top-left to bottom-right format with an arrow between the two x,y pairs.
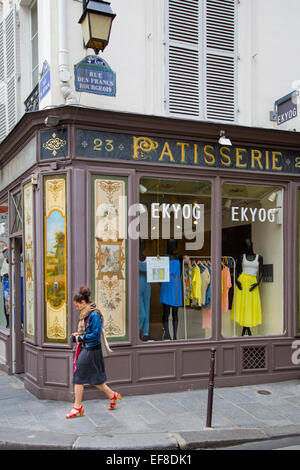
11,237 -> 24,374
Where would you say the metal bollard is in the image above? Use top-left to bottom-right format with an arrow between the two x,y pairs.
206,348 -> 216,428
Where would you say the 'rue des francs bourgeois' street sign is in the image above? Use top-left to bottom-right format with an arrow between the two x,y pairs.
74,56 -> 116,97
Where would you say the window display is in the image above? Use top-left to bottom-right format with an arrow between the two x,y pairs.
0,202 -> 9,329
139,178 -> 212,342
222,183 -> 284,337
298,189 -> 300,332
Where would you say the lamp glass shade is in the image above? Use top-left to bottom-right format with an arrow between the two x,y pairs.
79,1 -> 116,53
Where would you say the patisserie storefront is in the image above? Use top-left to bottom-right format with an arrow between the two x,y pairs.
0,106 -> 300,401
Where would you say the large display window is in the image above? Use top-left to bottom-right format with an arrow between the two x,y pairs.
0,201 -> 9,329
221,183 -> 284,338
298,189 -> 300,332
139,177 -> 212,342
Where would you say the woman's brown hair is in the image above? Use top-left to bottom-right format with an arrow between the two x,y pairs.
73,286 -> 91,304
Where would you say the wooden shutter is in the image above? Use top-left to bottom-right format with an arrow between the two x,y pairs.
205,0 -> 237,122
0,6 -> 18,142
167,0 -> 200,116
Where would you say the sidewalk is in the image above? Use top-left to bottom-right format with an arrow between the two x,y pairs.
1,370 -> 300,450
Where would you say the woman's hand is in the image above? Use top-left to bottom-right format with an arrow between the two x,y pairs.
249,283 -> 258,292
72,333 -> 79,343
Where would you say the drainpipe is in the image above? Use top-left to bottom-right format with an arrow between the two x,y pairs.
59,0 -> 78,105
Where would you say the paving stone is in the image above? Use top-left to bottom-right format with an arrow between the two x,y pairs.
178,428 -> 268,449
215,389 -> 254,404
0,427 -> 77,450
240,403 -> 292,426
75,432 -> 178,450
147,395 -> 190,415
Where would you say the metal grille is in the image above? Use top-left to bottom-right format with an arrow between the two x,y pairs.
242,346 -> 266,370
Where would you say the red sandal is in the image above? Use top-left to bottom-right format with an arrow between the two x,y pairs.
65,405 -> 84,419
108,392 -> 122,410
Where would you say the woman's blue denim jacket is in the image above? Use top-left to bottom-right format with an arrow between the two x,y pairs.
78,311 -> 102,348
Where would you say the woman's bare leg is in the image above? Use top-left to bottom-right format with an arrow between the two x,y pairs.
74,384 -> 84,408
96,383 -> 115,399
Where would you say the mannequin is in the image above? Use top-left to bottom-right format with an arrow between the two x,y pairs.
235,238 -> 263,336
139,239 -> 151,341
160,239 -> 183,340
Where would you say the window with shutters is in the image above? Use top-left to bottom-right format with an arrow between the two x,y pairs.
0,6 -> 19,143
30,2 -> 38,88
166,0 -> 237,123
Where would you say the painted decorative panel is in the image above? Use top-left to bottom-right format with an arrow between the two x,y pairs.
23,183 -> 35,339
44,176 -> 68,343
93,176 -> 128,341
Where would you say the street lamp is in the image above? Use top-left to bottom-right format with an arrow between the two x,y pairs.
79,0 -> 116,55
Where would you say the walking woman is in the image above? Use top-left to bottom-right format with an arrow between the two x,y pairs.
66,286 -> 122,419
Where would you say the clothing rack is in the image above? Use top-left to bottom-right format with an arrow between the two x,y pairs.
182,256 -> 237,339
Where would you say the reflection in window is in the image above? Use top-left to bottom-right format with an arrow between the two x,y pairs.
139,178 -> 212,342
0,202 -> 9,329
222,184 -> 284,338
298,190 -> 300,332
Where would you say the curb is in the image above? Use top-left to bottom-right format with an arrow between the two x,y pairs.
1,425 -> 300,450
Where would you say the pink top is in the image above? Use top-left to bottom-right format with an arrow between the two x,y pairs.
222,266 -> 232,312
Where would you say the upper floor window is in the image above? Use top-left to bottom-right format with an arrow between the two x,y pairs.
30,1 -> 38,88
166,0 -> 237,123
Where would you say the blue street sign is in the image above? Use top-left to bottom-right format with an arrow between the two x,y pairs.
74,55 -> 116,97
39,61 -> 51,101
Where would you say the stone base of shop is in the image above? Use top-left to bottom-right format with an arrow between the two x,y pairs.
19,340 -> 300,402
23,369 -> 300,403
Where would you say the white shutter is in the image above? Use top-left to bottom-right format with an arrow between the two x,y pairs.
0,85 -> 7,143
165,0 -> 237,122
5,8 -> 17,133
205,0 -> 237,122
0,21 -> 4,83
167,0 -> 200,116
0,6 -> 18,143
0,20 -> 6,141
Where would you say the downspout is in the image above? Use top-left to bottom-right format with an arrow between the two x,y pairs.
58,0 -> 78,105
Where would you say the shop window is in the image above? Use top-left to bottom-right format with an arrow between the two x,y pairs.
139,177 -> 212,342
298,189 -> 300,332
92,176 -> 128,342
0,201 -> 9,329
221,183 -> 284,338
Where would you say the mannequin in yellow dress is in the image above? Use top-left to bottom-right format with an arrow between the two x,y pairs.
235,238 -> 263,336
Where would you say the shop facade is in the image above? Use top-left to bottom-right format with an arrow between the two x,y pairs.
0,106 -> 299,401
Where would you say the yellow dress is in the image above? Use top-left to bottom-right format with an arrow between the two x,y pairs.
191,266 -> 202,306
233,273 -> 262,327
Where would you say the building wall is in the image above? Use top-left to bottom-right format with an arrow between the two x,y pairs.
245,0 -> 300,131
1,0 -> 300,142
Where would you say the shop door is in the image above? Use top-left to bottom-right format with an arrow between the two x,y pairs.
12,237 -> 24,374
